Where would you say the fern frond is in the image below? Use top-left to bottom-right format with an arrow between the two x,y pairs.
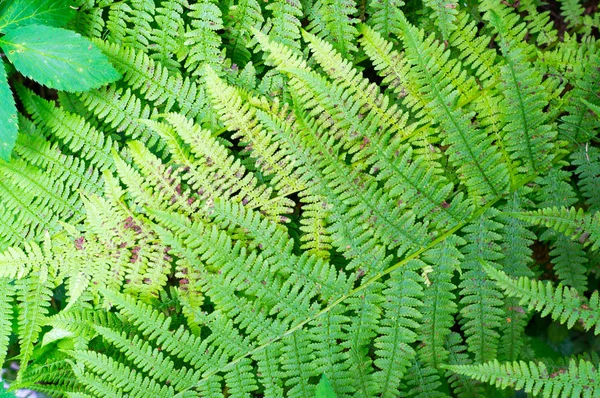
105,0 -> 155,51
223,0 -> 264,66
572,145 -> 600,212
459,210 -> 505,362
393,16 -> 510,202
366,0 -> 404,39
308,306 -> 353,396
15,269 -> 55,381
281,331 -> 318,397
149,0 -> 186,72
444,332 -> 484,398
16,86 -> 115,171
372,261 -> 424,398
250,100 -> 333,258
69,349 -> 175,397
340,281 -> 383,396
14,116 -> 103,196
517,0 -> 558,46
494,39 -> 556,175
483,264 -> 600,333
445,358 -> 600,397
209,200 -> 352,302
13,354 -> 83,396
447,11 -> 497,83
204,65 -> 305,196
402,358 -> 446,398
423,0 -> 459,39
560,0 -> 586,27
76,85 -> 163,151
95,40 -> 207,121
419,236 -> 463,368
183,0 -> 224,75
148,113 -> 294,221
514,206 -> 600,251
358,25 -> 429,116
0,278 -> 14,365
93,325 -> 200,390
497,192 -> 535,362
306,0 -> 359,58
101,289 -> 209,369
115,141 -> 195,215
264,0 -> 303,51
0,158 -> 83,221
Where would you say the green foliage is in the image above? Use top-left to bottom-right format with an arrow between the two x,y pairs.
0,0 -> 120,160
316,374 -> 337,398
0,1 -> 598,397
445,358 -> 600,397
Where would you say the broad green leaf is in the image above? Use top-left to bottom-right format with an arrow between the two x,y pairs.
0,0 -> 76,33
315,374 -> 337,398
0,59 -> 18,161
0,25 -> 121,92
0,388 -> 16,398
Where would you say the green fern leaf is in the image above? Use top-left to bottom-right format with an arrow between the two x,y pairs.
445,358 -> 600,397
513,206 -> 600,251
483,264 -> 600,333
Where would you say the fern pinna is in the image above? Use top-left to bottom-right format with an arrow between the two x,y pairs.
0,0 -> 599,397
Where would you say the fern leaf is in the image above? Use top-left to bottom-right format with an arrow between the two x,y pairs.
459,211 -> 505,363
0,278 -> 14,365
105,0 -> 155,51
183,0 -> 224,76
93,325 -> 200,391
423,0 -> 459,39
308,306 -> 353,396
366,0 -> 404,39
223,0 -> 264,66
264,0 -> 303,51
372,262 -> 424,398
402,358 -> 446,397
149,0 -> 186,72
204,65 -> 305,196
419,236 -> 463,368
483,264 -> 600,333
513,206 -> 600,252
148,113 -> 294,221
482,9 -> 556,176
14,116 -> 103,196
497,192 -> 535,362
302,28 -> 471,229
100,289 -> 210,370
68,350 -> 175,397
223,357 -> 259,397
76,85 -> 163,151
572,145 -> 600,212
395,15 -> 510,202
444,332 -> 484,398
306,0 -> 359,58
560,0 -> 586,26
15,269 -> 55,381
16,86 -> 115,171
281,331 -> 318,397
517,0 -> 557,46
95,40 -> 207,121
342,282 -> 384,396
252,341 -> 285,397
445,358 -> 600,397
